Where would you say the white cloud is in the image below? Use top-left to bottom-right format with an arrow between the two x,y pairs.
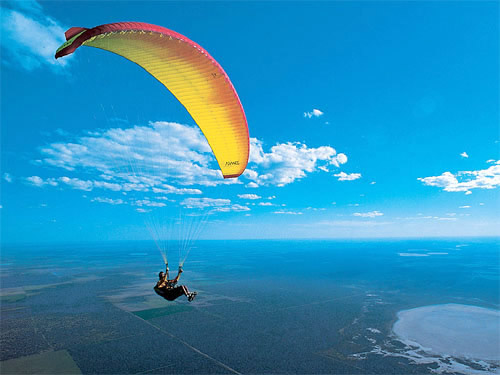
273,210 -> 303,215
245,138 -> 348,187
305,207 -> 326,211
29,121 -> 353,215
314,220 -> 391,227
459,205 -> 470,209
180,198 -> 231,209
133,199 -> 166,207
25,172 -> 199,197
460,152 -> 469,158
398,253 -> 429,257
179,197 -> 249,213
3,173 -> 13,183
25,176 -> 58,187
370,181 -> 376,185
237,194 -> 261,200
258,202 -> 274,206
91,197 -> 124,205
152,184 -> 202,195
486,159 -> 495,164
335,172 -> 362,181
212,204 -> 250,213
336,153 -> 348,165
304,109 -> 324,118
353,211 -> 383,218
398,215 -> 458,222
418,161 -> 500,194
59,176 -> 93,191
0,1 -> 68,72
92,181 -> 123,192
37,122 -> 234,188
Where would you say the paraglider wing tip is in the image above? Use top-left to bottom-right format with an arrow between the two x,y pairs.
55,27 -> 88,59
65,27 -> 87,41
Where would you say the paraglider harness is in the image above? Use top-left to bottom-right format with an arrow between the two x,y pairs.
154,264 -> 196,302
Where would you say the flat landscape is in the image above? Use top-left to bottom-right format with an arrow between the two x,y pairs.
1,239 -> 498,374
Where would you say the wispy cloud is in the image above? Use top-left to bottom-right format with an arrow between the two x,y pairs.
314,220 -> 391,227
24,174 -> 197,197
59,177 -> 93,191
152,185 -> 202,195
353,211 -> 383,218
91,197 -> 125,205
460,152 -> 469,158
25,175 -> 57,187
273,210 -> 303,215
180,197 -> 249,213
398,253 -> 429,257
0,0 -> 68,72
180,198 -> 231,209
335,172 -> 362,181
398,215 -> 457,221
133,199 -> 166,207
237,194 -> 261,200
3,173 -> 13,183
418,161 -> 500,194
304,109 -> 324,118
212,204 -> 250,213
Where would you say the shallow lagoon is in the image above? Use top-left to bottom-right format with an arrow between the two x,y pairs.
1,238 -> 499,374
393,304 -> 499,361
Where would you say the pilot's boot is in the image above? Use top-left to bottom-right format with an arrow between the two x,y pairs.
188,292 -> 197,302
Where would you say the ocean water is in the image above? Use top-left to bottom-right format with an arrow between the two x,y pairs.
1,238 -> 499,374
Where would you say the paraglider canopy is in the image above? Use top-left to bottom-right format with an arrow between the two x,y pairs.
55,22 -> 249,178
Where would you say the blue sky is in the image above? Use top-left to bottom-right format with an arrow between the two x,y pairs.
1,0 -> 499,243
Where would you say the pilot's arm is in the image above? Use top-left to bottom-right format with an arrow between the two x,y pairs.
172,266 -> 183,283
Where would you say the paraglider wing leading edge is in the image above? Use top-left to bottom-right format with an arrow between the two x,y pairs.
55,22 -> 249,178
